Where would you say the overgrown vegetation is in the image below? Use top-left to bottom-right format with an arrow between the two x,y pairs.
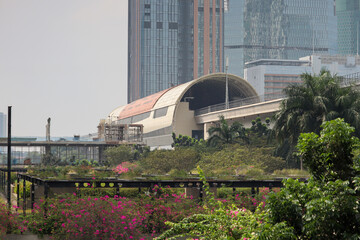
267,119 -> 360,239
273,70 -> 360,167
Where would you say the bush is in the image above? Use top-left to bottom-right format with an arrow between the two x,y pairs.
157,167 -> 295,240
198,144 -> 285,175
267,178 -> 360,239
24,195 -> 144,239
104,145 -> 134,166
0,203 -> 25,237
137,186 -> 204,234
267,119 -> 360,239
140,148 -> 199,174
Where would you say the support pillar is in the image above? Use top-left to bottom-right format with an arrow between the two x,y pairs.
203,122 -> 213,140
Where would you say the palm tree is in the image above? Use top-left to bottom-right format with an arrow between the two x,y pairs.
273,70 -> 360,165
207,115 -> 248,147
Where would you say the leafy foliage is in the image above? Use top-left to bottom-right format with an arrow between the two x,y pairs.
156,167 -> 296,240
140,148 -> 200,174
267,118 -> 360,239
273,70 -> 360,165
0,204 -> 25,236
198,144 -> 286,175
267,178 -> 360,239
297,118 -> 358,181
104,145 -> 135,166
172,133 -> 204,148
207,115 -> 249,147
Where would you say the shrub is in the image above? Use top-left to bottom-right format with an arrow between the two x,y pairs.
24,195 -> 145,240
0,203 -> 25,237
267,119 -> 360,239
140,148 -> 199,174
157,167 -> 295,240
105,145 -> 134,167
137,186 -> 204,234
198,144 -> 285,175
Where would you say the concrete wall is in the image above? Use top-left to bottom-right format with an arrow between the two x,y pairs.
173,102 -> 203,137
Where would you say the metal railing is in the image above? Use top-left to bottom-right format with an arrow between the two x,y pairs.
194,72 -> 360,116
194,93 -> 286,116
339,72 -> 360,87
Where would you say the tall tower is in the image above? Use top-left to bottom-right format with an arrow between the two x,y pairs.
128,0 -> 224,103
336,0 -> 360,55
225,0 -> 337,77
0,113 -> 6,138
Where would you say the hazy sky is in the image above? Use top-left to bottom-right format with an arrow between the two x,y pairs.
0,0 -> 128,137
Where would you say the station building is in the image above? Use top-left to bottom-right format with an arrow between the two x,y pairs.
100,73 -> 258,149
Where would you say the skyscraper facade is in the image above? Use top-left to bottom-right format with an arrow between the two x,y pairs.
128,0 -> 224,103
225,0 -> 337,77
0,113 -> 6,138
336,0 -> 360,55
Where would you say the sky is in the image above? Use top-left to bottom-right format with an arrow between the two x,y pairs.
0,0 -> 128,137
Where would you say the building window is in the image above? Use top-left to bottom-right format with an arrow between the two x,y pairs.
169,22 -> 178,29
144,21 -> 151,28
156,22 -> 163,29
153,107 -> 168,118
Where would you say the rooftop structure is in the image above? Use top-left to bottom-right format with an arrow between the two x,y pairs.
244,54 -> 360,100
104,73 -> 258,148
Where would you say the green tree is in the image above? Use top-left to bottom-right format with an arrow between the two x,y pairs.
172,133 -> 201,147
104,145 -> 134,166
267,119 -> 360,239
273,70 -> 360,166
140,148 -> 200,174
207,115 -> 249,147
297,118 -> 357,181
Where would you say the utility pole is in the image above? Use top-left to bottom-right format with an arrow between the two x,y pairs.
225,56 -> 229,109
7,106 -> 11,209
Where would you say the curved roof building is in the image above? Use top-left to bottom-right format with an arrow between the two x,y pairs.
107,73 -> 258,148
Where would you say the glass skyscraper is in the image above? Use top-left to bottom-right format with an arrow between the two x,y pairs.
336,0 -> 360,55
0,113 -> 6,138
128,0 -> 224,103
225,0 -> 337,77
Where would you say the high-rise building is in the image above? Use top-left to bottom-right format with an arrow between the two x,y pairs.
225,0 -> 337,77
128,0 -> 224,103
244,55 -> 360,100
0,113 -> 6,138
336,0 -> 360,55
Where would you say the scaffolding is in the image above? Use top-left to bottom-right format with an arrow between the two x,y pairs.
103,123 -> 143,143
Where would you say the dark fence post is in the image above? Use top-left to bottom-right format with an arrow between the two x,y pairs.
7,106 -> 12,209
16,175 -> 19,211
199,184 -> 203,203
23,178 -> 26,215
251,186 -> 256,196
31,180 -> 35,210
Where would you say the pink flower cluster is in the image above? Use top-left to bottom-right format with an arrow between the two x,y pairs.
113,162 -> 137,175
0,203 -> 27,236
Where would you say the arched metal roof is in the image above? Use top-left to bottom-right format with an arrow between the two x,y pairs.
114,73 -> 258,119
118,88 -> 171,119
153,73 -> 258,110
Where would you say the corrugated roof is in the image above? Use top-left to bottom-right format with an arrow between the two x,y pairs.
118,88 -> 171,119
153,82 -> 192,109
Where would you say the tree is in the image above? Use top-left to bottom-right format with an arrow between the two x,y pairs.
297,118 -> 358,182
267,119 -> 360,239
172,133 -> 201,147
207,115 -> 248,147
273,70 -> 360,165
104,145 -> 134,166
140,148 -> 199,174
